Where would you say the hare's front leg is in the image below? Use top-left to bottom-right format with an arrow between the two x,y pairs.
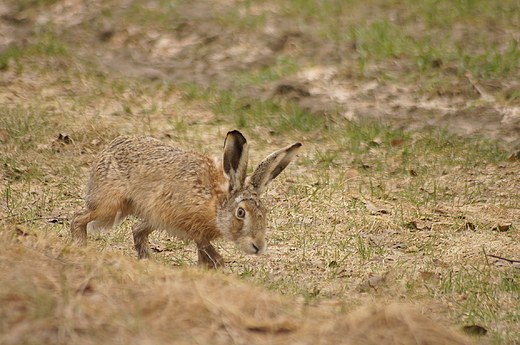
196,242 -> 225,269
71,208 -> 92,246
132,220 -> 154,259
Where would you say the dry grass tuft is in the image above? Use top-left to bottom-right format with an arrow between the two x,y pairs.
0,225 -> 472,345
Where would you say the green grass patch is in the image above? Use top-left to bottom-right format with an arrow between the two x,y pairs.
275,0 -> 520,87
179,83 -> 329,133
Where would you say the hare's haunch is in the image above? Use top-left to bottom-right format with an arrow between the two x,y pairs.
71,131 -> 301,268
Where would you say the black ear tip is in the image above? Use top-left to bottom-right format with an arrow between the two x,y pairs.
227,130 -> 243,136
294,143 -> 302,148
226,130 -> 246,143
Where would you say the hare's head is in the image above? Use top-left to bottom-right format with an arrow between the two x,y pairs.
216,131 -> 301,255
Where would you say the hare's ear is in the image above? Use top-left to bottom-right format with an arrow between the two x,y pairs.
222,130 -> 249,192
249,142 -> 302,195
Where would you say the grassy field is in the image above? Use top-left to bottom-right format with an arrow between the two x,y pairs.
1,0 -> 520,344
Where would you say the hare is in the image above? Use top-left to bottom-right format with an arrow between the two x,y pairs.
71,131 -> 301,268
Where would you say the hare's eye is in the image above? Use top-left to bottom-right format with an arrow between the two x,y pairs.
236,207 -> 246,219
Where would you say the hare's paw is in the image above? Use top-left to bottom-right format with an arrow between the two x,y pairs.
197,244 -> 225,269
70,208 -> 92,246
132,221 -> 154,260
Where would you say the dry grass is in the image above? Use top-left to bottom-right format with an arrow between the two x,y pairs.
0,225 -> 472,345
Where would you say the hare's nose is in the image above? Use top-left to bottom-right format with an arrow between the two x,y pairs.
251,241 -> 266,255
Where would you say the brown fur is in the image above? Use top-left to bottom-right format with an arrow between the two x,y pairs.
71,131 -> 301,268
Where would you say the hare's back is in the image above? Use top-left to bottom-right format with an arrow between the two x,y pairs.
85,135 -> 223,212
92,135 -> 218,178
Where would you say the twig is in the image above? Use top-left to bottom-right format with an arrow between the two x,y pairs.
487,254 -> 520,264
465,73 -> 495,102
18,217 -> 68,224
0,212 -> 23,221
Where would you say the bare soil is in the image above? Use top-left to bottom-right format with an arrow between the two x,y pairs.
3,0 -> 520,148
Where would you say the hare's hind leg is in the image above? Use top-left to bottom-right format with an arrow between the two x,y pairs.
196,242 -> 225,269
71,197 -> 129,246
71,208 -> 93,245
132,220 -> 154,260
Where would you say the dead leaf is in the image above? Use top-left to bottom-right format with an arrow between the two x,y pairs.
420,271 -> 441,283
462,325 -> 487,336
0,128 -> 9,142
431,58 -> 443,68
357,280 -> 371,293
508,152 -> 520,162
368,274 -> 384,287
47,217 -> 65,224
391,242 -> 406,249
368,235 -> 386,247
150,243 -> 170,253
57,133 -> 72,144
391,139 -> 405,147
344,168 -> 360,179
51,133 -> 74,151
464,222 -> 476,231
368,139 -> 381,147
492,224 -> 511,232
404,220 -> 419,230
493,260 -> 508,267
342,109 -> 355,121
384,254 -> 400,261
16,227 -> 30,236
273,79 -> 310,99
409,169 -> 418,176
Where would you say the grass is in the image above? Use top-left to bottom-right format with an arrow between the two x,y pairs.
272,0 -> 520,96
1,0 -> 520,343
